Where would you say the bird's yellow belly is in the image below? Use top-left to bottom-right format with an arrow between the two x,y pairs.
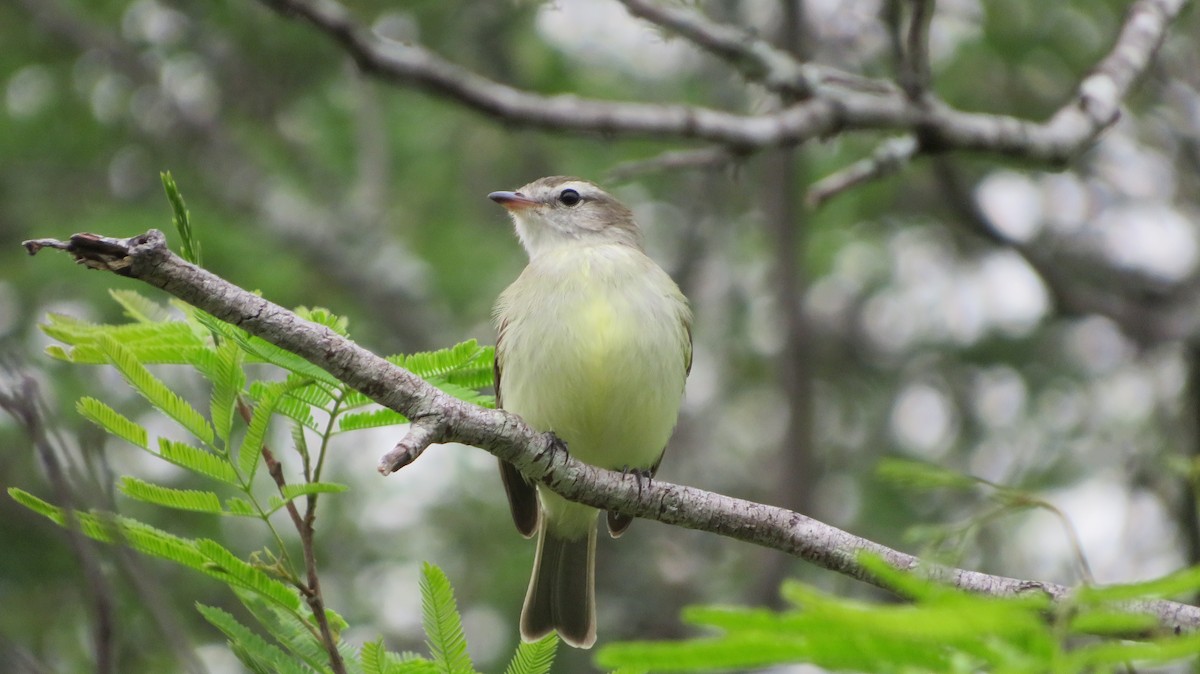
500,290 -> 683,472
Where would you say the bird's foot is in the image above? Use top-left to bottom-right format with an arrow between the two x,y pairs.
540,431 -> 570,463
618,465 -> 655,496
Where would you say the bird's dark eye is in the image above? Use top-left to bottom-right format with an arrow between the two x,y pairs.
558,189 -> 582,206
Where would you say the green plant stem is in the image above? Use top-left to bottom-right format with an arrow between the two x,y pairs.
237,399 -> 347,674
229,399 -> 293,570
312,395 -> 342,487
300,394 -> 343,542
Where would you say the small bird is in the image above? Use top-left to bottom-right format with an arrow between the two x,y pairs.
490,176 -> 692,649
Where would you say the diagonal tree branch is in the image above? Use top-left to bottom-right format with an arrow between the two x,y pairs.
605,147 -> 743,182
21,229 -> 1200,637
254,0 -> 1188,163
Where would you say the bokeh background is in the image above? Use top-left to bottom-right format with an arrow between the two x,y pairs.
3,0 -> 1200,671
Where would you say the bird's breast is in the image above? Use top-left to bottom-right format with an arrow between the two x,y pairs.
495,246 -> 688,469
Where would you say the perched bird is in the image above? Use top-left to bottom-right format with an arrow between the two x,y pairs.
490,176 -> 692,649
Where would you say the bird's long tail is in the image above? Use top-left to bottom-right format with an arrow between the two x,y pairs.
520,519 -> 597,649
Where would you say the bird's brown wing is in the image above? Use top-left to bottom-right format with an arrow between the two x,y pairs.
685,319 -> 693,376
496,319 -> 539,538
607,314 -> 693,538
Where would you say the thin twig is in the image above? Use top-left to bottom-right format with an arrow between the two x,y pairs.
606,147 -> 743,182
806,135 -> 919,208
379,415 -> 444,472
21,229 -> 1200,637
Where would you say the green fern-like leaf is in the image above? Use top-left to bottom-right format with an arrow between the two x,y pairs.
116,518 -> 211,572
273,393 -> 320,431
196,603 -> 312,674
267,482 -> 348,514
236,591 -> 338,672
238,384 -> 283,480
598,634 -> 813,672
40,312 -> 97,340
379,342 -> 496,407
99,334 -> 215,446
192,310 -> 340,386
783,578 -> 1050,661
598,566 -> 1057,673
502,634 -> 557,674
1067,610 -> 1159,636
394,662 -> 443,674
43,315 -> 210,365
1067,631 -> 1200,671
390,341 -> 487,380
282,482 -> 348,499
196,539 -> 302,612
429,379 -> 494,409
335,385 -> 487,435
597,551 -> 1200,674
7,489 -> 211,572
209,339 -> 246,444
9,491 -> 306,619
118,476 -> 225,514
250,378 -> 329,430
158,438 -> 240,485
43,313 -> 190,345
1075,565 -> 1200,604
271,378 -> 336,410
295,306 -> 350,336
235,592 -> 361,674
339,388 -> 372,409
337,408 -> 409,433
224,497 -> 259,517
51,342 -> 216,367
162,171 -> 202,266
876,458 -> 981,493
110,289 -> 173,323
362,640 -> 391,674
842,554 -> 962,604
44,344 -> 73,361
8,488 -> 62,521
77,397 -> 149,449
443,345 -> 494,390
419,562 -> 474,674
363,640 -> 438,674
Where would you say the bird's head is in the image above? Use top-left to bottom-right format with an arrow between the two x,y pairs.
489,176 -> 643,257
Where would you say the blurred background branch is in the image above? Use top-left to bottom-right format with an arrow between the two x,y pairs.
258,0 -> 1186,159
